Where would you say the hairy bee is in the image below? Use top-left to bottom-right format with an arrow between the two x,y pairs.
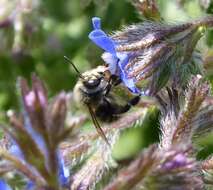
64,57 -> 140,144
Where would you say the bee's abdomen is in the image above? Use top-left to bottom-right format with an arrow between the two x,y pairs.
95,100 -> 118,122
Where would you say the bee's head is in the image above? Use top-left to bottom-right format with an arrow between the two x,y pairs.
73,66 -> 110,105
64,56 -> 110,104
81,66 -> 108,89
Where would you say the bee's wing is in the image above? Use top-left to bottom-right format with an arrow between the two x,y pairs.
110,84 -> 137,104
87,105 -> 110,146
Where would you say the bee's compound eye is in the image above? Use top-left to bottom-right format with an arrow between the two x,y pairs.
98,71 -> 104,75
83,78 -> 101,89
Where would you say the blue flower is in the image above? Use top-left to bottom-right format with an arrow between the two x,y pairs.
0,179 -> 12,190
23,155 -> 70,189
57,152 -> 70,187
7,140 -> 69,189
7,141 -> 36,190
88,17 -> 141,94
24,181 -> 35,190
6,124 -> 70,189
9,142 -> 24,160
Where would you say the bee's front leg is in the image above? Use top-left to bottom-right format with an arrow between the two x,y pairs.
105,75 -> 122,95
110,75 -> 122,86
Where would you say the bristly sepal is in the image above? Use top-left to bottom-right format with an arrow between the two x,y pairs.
132,0 -> 161,21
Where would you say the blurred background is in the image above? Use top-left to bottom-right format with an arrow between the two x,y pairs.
0,0 -> 212,160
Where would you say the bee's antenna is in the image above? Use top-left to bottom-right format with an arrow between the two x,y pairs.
64,56 -> 84,79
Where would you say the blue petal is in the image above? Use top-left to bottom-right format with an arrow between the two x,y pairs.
102,52 -> 118,74
117,53 -> 141,94
120,73 -> 140,93
0,179 -> 12,190
25,181 -> 35,190
92,17 -> 101,29
119,68 -> 140,94
89,17 -> 116,54
9,143 -> 24,160
89,30 -> 116,54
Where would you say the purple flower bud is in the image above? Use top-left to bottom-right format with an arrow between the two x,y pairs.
162,153 -> 188,170
25,91 -> 46,108
20,76 -> 48,111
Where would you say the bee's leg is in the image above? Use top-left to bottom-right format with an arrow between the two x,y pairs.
111,95 -> 141,114
105,75 -> 122,95
105,83 -> 112,95
110,75 -> 121,86
96,95 -> 140,122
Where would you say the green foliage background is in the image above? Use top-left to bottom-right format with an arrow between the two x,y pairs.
0,0 -> 212,160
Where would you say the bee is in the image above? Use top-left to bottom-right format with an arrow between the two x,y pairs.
64,56 -> 140,145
